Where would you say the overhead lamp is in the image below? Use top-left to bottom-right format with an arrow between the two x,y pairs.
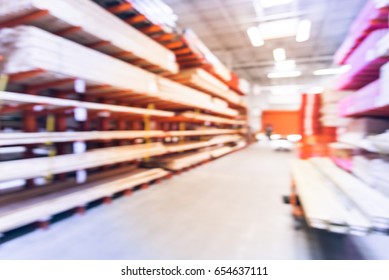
260,0 -> 294,8
260,18 -> 299,40
273,48 -> 286,61
313,65 -> 351,75
296,19 -> 311,42
275,60 -> 296,71
268,70 -> 302,78
246,26 -> 264,47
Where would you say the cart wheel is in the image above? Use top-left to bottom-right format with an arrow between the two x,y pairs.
282,195 -> 290,204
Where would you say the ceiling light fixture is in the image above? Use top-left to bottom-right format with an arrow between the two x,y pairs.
247,26 -> 264,47
260,0 -> 294,8
275,60 -> 296,71
313,65 -> 351,76
273,48 -> 286,61
296,19 -> 311,42
260,18 -> 299,40
268,70 -> 302,78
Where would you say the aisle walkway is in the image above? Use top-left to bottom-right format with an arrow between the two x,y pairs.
1,144 -> 389,259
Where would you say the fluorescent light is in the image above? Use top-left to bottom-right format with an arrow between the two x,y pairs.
296,19 -> 311,42
273,48 -> 286,61
259,18 -> 299,40
313,65 -> 351,75
247,26 -> 264,47
260,0 -> 294,8
268,71 -> 302,78
275,60 -> 295,70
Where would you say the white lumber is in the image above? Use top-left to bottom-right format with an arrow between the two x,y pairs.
0,26 -> 237,116
0,168 -> 169,233
0,91 -> 174,117
0,129 -> 241,146
156,77 -> 238,117
165,135 -> 242,153
0,143 -> 167,182
291,159 -> 371,234
158,150 -> 211,170
0,0 -> 178,73
311,157 -> 389,230
180,111 -> 246,125
209,146 -> 233,158
170,68 -> 244,106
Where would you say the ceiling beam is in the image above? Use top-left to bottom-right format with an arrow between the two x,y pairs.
232,55 -> 334,69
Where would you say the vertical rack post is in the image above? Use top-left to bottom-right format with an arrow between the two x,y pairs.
143,103 -> 154,161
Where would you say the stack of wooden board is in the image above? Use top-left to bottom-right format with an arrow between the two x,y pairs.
180,111 -> 246,125
291,159 -> 371,235
156,77 -> 238,116
0,26 -> 237,116
155,150 -> 211,170
310,157 -> 389,231
0,0 -> 178,73
0,168 -> 169,235
209,146 -> 234,158
165,135 -> 242,153
93,0 -> 178,32
0,26 -> 158,93
0,129 -> 241,146
0,143 -> 167,182
169,68 -> 244,107
0,91 -> 174,117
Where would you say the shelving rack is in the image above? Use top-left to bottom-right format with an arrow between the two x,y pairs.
286,1 -> 389,236
0,0 -> 248,239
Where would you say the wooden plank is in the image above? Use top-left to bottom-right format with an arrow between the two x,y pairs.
0,143 -> 167,182
0,91 -> 174,118
310,157 -> 389,230
0,168 -> 169,234
291,159 -> 371,235
0,0 -> 177,73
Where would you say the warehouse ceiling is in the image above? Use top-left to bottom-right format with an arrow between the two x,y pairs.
165,0 -> 366,93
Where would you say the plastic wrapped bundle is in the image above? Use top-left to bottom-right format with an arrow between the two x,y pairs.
337,29 -> 388,90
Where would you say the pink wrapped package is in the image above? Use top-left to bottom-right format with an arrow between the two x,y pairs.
335,0 -> 389,64
337,29 -> 388,90
339,80 -> 382,116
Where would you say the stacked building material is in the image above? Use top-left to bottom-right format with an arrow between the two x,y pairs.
335,0 -> 389,65
0,0 -> 178,74
320,88 -> 351,127
337,29 -> 388,90
93,0 -> 178,33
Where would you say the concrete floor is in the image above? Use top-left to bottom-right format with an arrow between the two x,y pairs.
1,143 -> 389,259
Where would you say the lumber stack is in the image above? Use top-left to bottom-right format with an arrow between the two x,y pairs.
311,157 -> 389,230
93,0 -> 178,32
320,88 -> 351,127
0,0 -> 178,74
169,68 -> 245,107
0,168 -> 169,234
165,135 -> 242,153
0,26 -> 158,94
155,150 -> 211,170
0,26 -> 238,116
180,111 -> 246,125
209,146 -> 234,158
0,143 -> 167,182
291,159 -> 371,235
0,90 -> 174,117
156,77 -> 238,116
0,129 -> 241,146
